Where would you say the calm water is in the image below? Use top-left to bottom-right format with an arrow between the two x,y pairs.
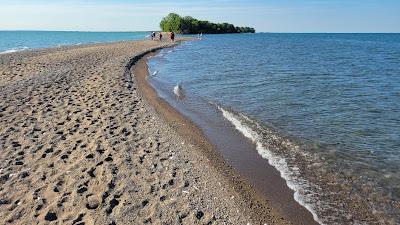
0,31 -> 149,53
148,33 -> 400,224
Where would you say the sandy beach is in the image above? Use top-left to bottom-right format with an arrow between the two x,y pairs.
0,40 -> 296,224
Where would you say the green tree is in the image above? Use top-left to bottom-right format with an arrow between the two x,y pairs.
160,13 -> 255,34
160,13 -> 182,32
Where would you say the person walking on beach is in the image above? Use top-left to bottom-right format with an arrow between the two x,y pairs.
151,31 -> 156,41
170,31 -> 175,43
159,32 -> 163,41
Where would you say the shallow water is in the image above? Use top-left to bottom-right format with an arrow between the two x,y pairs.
0,31 -> 149,53
148,33 -> 400,224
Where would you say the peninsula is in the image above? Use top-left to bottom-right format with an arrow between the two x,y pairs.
160,13 -> 256,34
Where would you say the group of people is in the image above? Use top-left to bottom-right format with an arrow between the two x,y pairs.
151,31 -> 175,42
150,31 -> 205,42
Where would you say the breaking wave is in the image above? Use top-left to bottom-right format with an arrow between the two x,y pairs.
0,46 -> 29,54
216,104 -> 324,224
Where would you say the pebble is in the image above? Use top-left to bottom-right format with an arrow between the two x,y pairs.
44,212 -> 57,221
196,211 -> 204,219
86,196 -> 99,209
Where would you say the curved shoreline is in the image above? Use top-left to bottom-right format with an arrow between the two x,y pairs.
2,39 -> 292,224
131,47 -> 318,224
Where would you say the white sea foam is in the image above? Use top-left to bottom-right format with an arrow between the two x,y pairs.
216,105 -> 324,225
151,70 -> 158,76
173,83 -> 184,98
153,53 -> 164,58
0,46 -> 29,54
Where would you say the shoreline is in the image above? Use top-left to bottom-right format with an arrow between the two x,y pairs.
0,31 -> 150,55
132,48 -> 318,224
0,39 -> 293,224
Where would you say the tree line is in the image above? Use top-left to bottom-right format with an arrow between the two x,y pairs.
160,13 -> 255,34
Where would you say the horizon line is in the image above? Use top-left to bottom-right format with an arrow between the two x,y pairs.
0,30 -> 400,34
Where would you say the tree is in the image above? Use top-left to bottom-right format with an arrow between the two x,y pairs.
160,13 -> 182,32
160,13 -> 255,34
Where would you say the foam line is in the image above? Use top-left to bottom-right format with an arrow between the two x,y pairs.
216,105 -> 324,225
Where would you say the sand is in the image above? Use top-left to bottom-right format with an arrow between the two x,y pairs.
0,39 -> 292,224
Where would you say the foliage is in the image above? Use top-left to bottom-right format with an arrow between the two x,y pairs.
160,13 -> 255,34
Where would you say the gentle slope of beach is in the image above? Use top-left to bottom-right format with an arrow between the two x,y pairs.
0,40 -> 295,224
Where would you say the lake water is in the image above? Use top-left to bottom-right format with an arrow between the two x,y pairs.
0,31 -> 149,53
147,33 -> 400,224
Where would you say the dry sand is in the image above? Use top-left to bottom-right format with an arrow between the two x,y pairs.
0,40 -> 292,224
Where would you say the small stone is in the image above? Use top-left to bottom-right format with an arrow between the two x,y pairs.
86,196 -> 99,210
77,187 -> 88,194
19,171 -> 29,178
44,212 -> 57,221
0,199 -> 10,205
196,211 -> 204,220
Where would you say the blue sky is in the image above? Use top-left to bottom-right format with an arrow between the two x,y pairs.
0,0 -> 399,32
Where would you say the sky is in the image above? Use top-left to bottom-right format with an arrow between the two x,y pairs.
0,0 -> 399,32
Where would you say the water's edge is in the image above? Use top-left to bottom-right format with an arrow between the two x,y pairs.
138,48 -> 319,224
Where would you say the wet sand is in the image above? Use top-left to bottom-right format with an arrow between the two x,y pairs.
0,39 -> 295,224
134,51 -> 319,225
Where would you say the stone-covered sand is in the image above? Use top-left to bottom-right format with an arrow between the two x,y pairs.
0,40 -> 291,224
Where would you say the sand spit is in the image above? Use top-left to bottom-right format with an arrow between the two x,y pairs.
0,40 -> 290,224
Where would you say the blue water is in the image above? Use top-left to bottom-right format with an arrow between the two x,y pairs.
0,31 -> 149,53
148,33 -> 400,224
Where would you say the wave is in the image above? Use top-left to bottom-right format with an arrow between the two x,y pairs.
215,105 -> 324,224
0,46 -> 29,54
